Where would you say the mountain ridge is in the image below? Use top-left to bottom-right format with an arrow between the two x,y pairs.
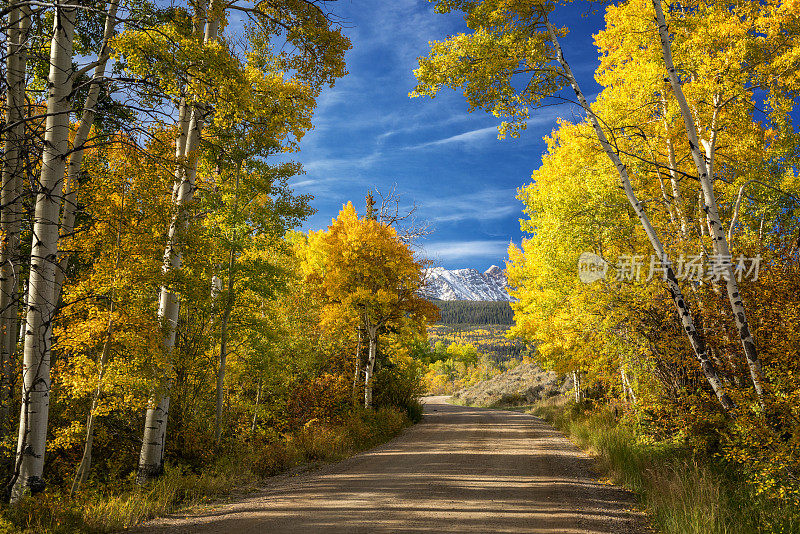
423,265 -> 513,302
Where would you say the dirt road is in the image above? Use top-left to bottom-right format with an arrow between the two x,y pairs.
135,397 -> 649,533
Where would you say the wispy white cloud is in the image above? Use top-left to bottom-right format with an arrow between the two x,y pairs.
290,179 -> 318,189
375,111 -> 476,144
404,105 -> 581,150
302,152 -> 383,174
422,240 -> 512,261
421,188 -> 521,223
288,172 -> 372,199
357,0 -> 454,67
413,124 -> 502,148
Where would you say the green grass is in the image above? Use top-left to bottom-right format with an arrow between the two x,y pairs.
533,401 -> 800,534
0,407 -> 411,534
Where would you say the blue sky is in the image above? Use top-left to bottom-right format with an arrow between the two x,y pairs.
282,1 -> 605,270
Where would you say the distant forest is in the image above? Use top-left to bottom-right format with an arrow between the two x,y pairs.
433,300 -> 514,325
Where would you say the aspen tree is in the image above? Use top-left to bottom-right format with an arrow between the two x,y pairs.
413,0 -> 734,409
364,324 -> 379,408
541,15 -> 733,409
48,2 -> 122,495
352,328 -> 364,403
126,0 -> 349,481
56,0 -> 120,300
0,0 -> 31,427
651,0 -> 765,403
11,0 -> 78,500
138,0 -> 221,484
302,203 -> 436,409
214,164 -> 240,447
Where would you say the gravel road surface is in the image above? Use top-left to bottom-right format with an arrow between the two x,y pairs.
132,396 -> 649,533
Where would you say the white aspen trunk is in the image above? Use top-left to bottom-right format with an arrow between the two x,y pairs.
621,366 -> 636,404
137,136 -> 197,481
695,190 -> 714,265
204,9 -> 220,43
544,17 -> 734,410
39,5 -> 120,490
214,161 -> 239,446
728,180 -> 756,246
138,0 -> 218,483
32,2 -> 120,474
1,1 -> 30,428
54,0 -> 119,299
657,172 -> 679,231
701,107 -> 722,257
137,396 -> 170,484
620,366 -> 628,402
698,190 -> 708,240
364,325 -> 378,409
664,135 -> 689,238
651,0 -> 765,405
251,378 -> 262,434
11,2 -> 77,501
214,249 -> 235,446
352,329 -> 363,402
573,371 -> 578,402
193,0 -> 208,36
170,97 -> 190,203
663,132 -> 717,339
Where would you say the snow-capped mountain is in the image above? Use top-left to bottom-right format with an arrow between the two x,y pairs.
423,265 -> 513,301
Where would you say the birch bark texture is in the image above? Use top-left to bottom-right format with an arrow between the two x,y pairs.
50,3 -> 122,496
651,0 -> 765,404
364,324 -> 379,409
56,0 -> 120,300
11,1 -> 78,501
137,0 -> 220,483
352,328 -> 363,403
1,0 -> 31,427
214,244 -> 236,445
